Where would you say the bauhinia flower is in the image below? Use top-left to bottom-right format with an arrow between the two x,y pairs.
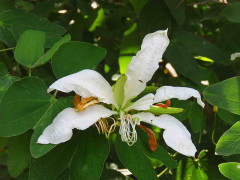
37,30 -> 205,157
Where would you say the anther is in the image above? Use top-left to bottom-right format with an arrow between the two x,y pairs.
138,125 -> 157,151
155,99 -> 171,108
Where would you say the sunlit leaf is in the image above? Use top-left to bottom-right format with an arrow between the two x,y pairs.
219,162 -> 240,179
203,77 -> 240,115
216,121 -> 240,156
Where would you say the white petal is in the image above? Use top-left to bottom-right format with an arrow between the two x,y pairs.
37,105 -> 116,144
125,93 -> 154,111
48,69 -> 117,107
123,30 -> 170,105
231,52 -> 240,61
154,86 -> 205,108
135,113 -> 197,157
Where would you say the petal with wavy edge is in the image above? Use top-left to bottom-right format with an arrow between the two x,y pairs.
134,112 -> 197,157
123,30 -> 170,105
154,86 -> 205,108
37,105 -> 116,144
125,93 -> 154,111
48,69 -> 117,107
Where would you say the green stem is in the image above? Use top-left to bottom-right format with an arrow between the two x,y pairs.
0,47 -> 15,52
157,167 -> 168,178
0,42 -> 13,71
28,68 -> 32,77
53,90 -> 58,98
211,113 -> 217,145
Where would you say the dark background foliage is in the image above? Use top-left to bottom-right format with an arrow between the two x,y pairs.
0,0 -> 240,179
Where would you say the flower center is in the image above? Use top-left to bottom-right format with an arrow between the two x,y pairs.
119,113 -> 138,146
73,95 -> 99,111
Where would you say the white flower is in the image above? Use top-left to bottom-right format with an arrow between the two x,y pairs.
37,30 -> 204,157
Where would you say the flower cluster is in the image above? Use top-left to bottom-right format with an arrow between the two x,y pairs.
38,30 -> 204,157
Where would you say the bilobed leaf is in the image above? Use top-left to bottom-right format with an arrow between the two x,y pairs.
0,77 -> 73,157
14,30 -> 46,68
219,162 -> 240,179
29,128 -> 109,180
7,131 -> 31,177
164,0 -> 185,25
0,0 -> 65,47
216,121 -> 240,156
221,2 -> 240,23
203,77 -> 240,115
31,34 -> 71,68
115,135 -> 158,180
0,77 -> 51,137
52,42 -> 107,78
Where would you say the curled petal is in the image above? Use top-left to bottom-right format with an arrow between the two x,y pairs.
154,86 -> 205,108
125,93 -> 154,111
135,113 -> 197,157
48,69 -> 117,107
37,105 -> 116,144
231,52 -> 240,61
123,30 -> 170,105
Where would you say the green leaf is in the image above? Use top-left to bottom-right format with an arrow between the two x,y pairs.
203,77 -> 240,115
14,30 -> 46,68
115,135 -> 158,180
113,74 -> 127,107
7,132 -> 31,177
0,77 -> 51,136
216,121 -> 240,156
0,62 -> 19,99
164,0 -> 185,25
183,159 -> 208,180
130,0 -> 148,14
31,34 -> 71,68
165,32 -> 228,83
137,128 -> 177,168
29,128 -> 109,180
165,44 -> 204,83
52,42 -> 107,78
139,0 -> 169,35
188,102 -> 205,133
30,97 -> 72,158
218,108 -> 240,125
0,76 -> 72,157
219,162 -> 240,180
221,2 -> 240,23
0,0 -> 65,47
118,23 -> 140,74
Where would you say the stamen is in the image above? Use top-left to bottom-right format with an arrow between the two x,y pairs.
95,117 -> 117,138
155,100 -> 171,108
138,125 -> 157,151
119,113 -> 138,146
73,95 -> 99,111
